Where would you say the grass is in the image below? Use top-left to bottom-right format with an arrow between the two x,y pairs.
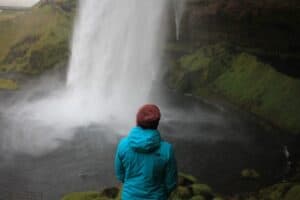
0,2 -> 74,74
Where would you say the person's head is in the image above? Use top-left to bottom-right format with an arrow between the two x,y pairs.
136,104 -> 161,129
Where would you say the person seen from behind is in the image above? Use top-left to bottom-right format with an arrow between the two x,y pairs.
114,104 -> 178,200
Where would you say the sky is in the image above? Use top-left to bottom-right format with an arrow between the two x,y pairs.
0,0 -> 39,7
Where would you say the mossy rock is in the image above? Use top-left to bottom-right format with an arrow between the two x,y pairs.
241,169 -> 260,179
190,195 -> 206,200
213,197 -> 224,200
284,185 -> 300,200
178,172 -> 198,186
171,186 -> 193,200
190,184 -> 213,199
258,182 -> 293,200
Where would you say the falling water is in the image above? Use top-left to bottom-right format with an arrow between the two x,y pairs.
66,0 -> 169,124
173,0 -> 185,40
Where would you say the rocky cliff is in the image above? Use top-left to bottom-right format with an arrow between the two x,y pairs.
166,0 -> 300,134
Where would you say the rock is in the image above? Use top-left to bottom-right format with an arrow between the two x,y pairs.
171,186 -> 193,199
190,183 -> 214,199
100,187 -> 120,199
178,172 -> 198,186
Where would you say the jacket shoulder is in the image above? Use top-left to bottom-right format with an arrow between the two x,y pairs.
159,140 -> 174,158
160,140 -> 172,149
117,137 -> 130,154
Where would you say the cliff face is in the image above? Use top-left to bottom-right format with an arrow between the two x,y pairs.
166,0 -> 300,134
176,0 -> 300,77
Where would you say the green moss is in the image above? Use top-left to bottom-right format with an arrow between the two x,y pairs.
190,184 -> 213,197
178,172 -> 198,186
171,186 -> 193,200
241,169 -> 260,179
0,79 -> 18,90
213,197 -> 224,200
180,50 -> 211,72
61,192 -> 110,200
61,186 -> 121,200
258,182 -> 292,200
215,53 -> 300,133
167,44 -> 300,134
284,185 -> 300,200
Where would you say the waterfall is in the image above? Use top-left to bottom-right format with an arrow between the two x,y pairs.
66,0 -> 169,125
173,0 -> 185,40
1,0 -> 175,155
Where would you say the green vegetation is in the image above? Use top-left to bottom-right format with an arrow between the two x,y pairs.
242,182 -> 300,200
191,184 -> 213,197
167,43 -> 300,134
0,78 -> 18,90
61,172 -> 300,200
61,174 -> 217,200
60,168 -> 300,200
241,169 -> 260,180
284,185 -> 300,200
0,1 -> 75,74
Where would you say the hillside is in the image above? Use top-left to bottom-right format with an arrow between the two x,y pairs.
0,0 -> 76,89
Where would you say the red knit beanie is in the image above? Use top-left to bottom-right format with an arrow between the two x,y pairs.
136,104 -> 161,129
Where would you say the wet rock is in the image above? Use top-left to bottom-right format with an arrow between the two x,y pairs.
178,172 -> 198,186
100,187 -> 120,199
171,185 -> 193,199
190,183 -> 213,199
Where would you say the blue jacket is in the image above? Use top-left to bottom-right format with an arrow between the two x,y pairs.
114,126 -> 178,200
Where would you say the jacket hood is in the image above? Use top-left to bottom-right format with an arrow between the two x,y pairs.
128,126 -> 161,153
